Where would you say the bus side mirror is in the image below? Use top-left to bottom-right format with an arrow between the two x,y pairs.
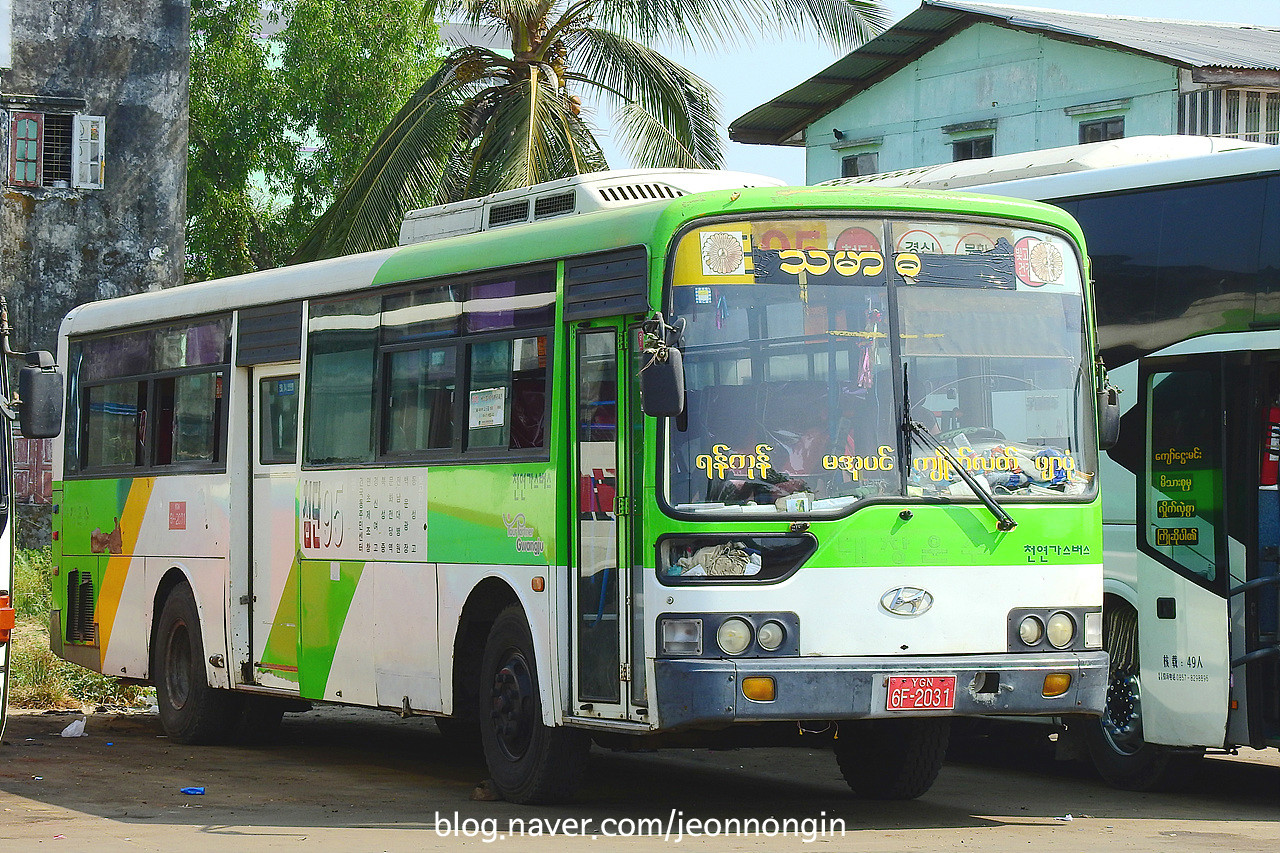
641,346 -> 685,417
1098,385 -> 1120,451
17,352 -> 64,439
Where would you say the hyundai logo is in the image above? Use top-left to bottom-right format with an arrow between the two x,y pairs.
880,586 -> 935,616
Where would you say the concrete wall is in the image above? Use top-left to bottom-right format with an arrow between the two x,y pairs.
807,23 -> 1180,181
1,0 -> 189,354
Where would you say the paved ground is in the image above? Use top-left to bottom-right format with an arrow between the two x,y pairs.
1,707 -> 1278,851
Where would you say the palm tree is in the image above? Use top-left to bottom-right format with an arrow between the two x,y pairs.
295,0 -> 887,261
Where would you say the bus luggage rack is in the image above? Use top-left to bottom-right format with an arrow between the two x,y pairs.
1229,575 -> 1280,668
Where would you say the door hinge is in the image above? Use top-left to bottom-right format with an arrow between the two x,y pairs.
615,495 -> 632,517
620,662 -> 631,682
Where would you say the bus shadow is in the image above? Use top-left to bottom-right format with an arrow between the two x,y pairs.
3,708 -> 1278,838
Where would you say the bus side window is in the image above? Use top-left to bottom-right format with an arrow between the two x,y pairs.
84,380 -> 146,468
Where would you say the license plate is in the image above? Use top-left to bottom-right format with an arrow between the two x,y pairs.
886,675 -> 956,711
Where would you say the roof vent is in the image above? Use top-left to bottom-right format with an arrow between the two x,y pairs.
533,191 -> 576,219
488,199 -> 529,227
399,169 -> 785,246
596,183 -> 684,202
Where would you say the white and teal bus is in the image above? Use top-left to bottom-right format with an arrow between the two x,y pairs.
51,170 -> 1108,802
833,136 -> 1280,789
0,296 -> 64,735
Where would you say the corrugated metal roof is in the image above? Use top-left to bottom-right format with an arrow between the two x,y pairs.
730,0 -> 1280,146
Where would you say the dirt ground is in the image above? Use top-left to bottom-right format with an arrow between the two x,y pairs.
2,706 -> 1279,852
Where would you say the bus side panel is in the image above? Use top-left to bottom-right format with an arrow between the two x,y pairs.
1135,551 -> 1230,747
372,561 -> 441,712
297,557 -> 375,705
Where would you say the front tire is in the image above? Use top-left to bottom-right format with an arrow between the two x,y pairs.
154,583 -> 238,744
834,717 -> 950,800
479,605 -> 589,803
1084,664 -> 1202,790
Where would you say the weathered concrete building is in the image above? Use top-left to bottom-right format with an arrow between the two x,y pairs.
2,1 -> 188,522
2,0 -> 188,353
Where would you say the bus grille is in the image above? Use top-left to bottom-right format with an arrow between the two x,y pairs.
66,570 -> 96,644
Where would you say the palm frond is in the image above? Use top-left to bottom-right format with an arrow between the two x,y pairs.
592,0 -> 887,50
294,49 -> 506,260
569,28 -> 721,169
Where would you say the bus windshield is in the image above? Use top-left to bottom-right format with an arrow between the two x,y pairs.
664,216 -> 1092,515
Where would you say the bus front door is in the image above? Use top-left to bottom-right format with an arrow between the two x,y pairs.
1137,355 -> 1233,748
570,322 -> 641,722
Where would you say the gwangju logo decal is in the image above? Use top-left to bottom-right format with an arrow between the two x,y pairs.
880,586 -> 934,617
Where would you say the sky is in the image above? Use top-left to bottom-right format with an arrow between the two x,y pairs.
600,0 -> 1280,184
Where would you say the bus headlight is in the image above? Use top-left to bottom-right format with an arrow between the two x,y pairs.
716,617 -> 753,655
1018,615 -> 1044,646
661,618 -> 703,655
757,620 -> 786,651
1046,611 -> 1075,649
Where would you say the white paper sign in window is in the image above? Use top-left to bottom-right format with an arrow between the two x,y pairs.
469,387 -> 506,429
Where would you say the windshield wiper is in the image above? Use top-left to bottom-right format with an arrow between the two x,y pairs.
902,364 -> 1017,533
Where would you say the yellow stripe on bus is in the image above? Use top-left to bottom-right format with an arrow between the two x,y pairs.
96,478 -> 156,669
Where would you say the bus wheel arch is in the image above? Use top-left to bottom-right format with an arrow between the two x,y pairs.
152,578 -> 239,744
444,578 -> 521,739
1084,594 -> 1202,790
478,603 -> 590,803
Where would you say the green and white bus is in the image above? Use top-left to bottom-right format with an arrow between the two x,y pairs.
50,169 -> 1108,802
0,296 -> 64,735
832,136 -> 1280,790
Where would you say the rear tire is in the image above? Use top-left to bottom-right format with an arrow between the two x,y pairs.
154,584 -> 238,744
834,718 -> 950,800
479,605 -> 589,803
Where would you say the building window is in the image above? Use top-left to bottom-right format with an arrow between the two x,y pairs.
1079,117 -> 1125,144
841,152 -> 878,178
1180,88 -> 1280,145
952,136 -> 993,162
6,111 -> 105,189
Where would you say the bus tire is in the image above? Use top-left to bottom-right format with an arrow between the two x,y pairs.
154,583 -> 239,745
834,717 -> 950,800
1084,666 -> 1202,791
479,605 -> 589,803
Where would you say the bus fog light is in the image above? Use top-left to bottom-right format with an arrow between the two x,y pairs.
1018,615 -> 1044,645
1084,611 -> 1102,649
742,676 -> 775,702
1046,612 -> 1075,648
661,618 -> 702,655
716,617 -> 753,655
1042,672 -> 1072,697
757,620 -> 786,651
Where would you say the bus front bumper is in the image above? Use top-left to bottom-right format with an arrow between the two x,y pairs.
652,651 -> 1107,730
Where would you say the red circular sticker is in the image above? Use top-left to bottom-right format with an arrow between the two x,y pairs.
834,227 -> 881,253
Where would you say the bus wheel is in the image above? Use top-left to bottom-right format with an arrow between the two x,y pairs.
478,605 -> 589,803
833,717 -> 950,800
1084,665 -> 1201,790
154,583 -> 239,744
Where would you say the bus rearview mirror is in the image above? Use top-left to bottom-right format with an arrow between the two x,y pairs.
1098,386 -> 1120,451
641,346 -> 685,418
18,354 -> 64,439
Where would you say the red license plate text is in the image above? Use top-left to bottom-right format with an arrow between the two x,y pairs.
886,675 -> 956,711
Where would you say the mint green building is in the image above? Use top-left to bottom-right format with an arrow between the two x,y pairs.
732,1 -> 1280,182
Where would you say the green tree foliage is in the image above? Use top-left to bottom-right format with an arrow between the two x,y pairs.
187,0 -> 440,281
296,0 -> 888,261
